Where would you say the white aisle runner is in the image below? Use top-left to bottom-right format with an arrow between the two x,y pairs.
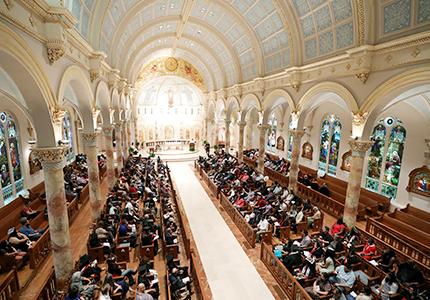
169,162 -> 275,300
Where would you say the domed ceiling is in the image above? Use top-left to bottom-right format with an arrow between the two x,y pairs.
65,0 -> 430,91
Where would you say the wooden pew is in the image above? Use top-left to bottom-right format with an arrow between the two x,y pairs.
401,204 -> 430,223
366,216 -> 430,256
29,229 -> 51,269
87,243 -> 105,263
29,181 -> 45,201
78,184 -> 90,204
388,209 -> 430,233
140,245 -> 155,260
67,197 -> 79,225
35,267 -> 57,300
0,268 -> 19,300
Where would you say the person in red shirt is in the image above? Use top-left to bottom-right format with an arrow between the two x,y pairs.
234,197 -> 246,208
359,238 -> 377,260
330,217 -> 346,237
129,185 -> 138,193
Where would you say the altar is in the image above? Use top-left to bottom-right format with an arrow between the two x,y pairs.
146,139 -> 190,152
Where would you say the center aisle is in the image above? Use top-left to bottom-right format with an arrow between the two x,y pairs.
169,162 -> 275,300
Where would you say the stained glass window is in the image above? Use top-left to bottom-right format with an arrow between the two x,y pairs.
62,112 -> 75,162
318,115 -> 341,175
0,112 -> 24,205
267,113 -> 277,152
365,118 -> 406,199
287,116 -> 294,160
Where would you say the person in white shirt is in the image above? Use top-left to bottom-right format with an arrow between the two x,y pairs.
256,218 -> 270,242
295,209 -> 304,224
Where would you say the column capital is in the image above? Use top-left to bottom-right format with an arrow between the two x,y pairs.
290,129 -> 305,138
81,131 -> 99,147
238,121 -> 247,128
102,126 -> 114,136
349,140 -> 373,157
257,124 -> 270,131
32,147 -> 68,170
225,119 -> 231,125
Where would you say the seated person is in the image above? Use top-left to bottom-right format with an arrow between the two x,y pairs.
316,251 -> 335,275
21,199 -> 39,220
7,227 -> 32,252
305,274 -> 332,299
378,249 -> 396,273
135,283 -> 155,300
118,219 -> 129,237
358,238 -> 377,260
330,218 -> 346,237
329,263 -> 356,296
356,286 -> 373,300
0,240 -> 27,270
319,183 -> 330,196
19,217 -> 44,241
318,226 -> 333,246
95,221 -> 114,243
372,273 -> 398,300
307,206 -> 322,227
299,230 -> 312,248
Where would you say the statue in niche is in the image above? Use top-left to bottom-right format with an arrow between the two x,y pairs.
29,151 -> 42,175
406,166 -> 430,197
302,142 -> 313,160
341,150 -> 352,172
276,136 -> 285,151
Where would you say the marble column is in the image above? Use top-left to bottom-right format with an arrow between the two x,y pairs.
237,121 -> 246,162
225,120 -> 231,153
288,129 -> 305,193
32,147 -> 72,289
257,124 -> 269,172
122,122 -> 128,160
343,140 -> 373,227
210,120 -> 216,145
246,124 -> 252,149
81,131 -> 102,220
102,126 -> 116,187
115,123 -> 123,171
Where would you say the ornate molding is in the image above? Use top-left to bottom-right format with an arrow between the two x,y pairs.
349,140 -> 373,157
238,121 -> 247,129
47,41 -> 65,64
32,147 -> 68,170
356,72 -> 370,83
102,126 -> 113,137
290,129 -> 305,139
52,108 -> 66,125
352,112 -> 369,127
81,131 -> 98,147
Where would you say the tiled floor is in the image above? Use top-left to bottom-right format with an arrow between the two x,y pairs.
170,161 -> 276,300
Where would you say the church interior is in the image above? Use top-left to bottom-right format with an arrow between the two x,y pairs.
0,0 -> 429,299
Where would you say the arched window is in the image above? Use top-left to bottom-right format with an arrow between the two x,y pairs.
266,113 -> 277,152
286,116 -> 294,160
318,115 -> 342,175
365,118 -> 406,199
0,112 -> 24,205
62,111 -> 75,162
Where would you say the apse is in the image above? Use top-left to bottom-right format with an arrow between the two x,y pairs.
136,75 -> 204,143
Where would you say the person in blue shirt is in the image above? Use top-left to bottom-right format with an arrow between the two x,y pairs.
118,219 -> 129,237
19,217 -> 44,241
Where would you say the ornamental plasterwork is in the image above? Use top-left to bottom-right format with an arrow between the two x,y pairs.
136,57 -> 206,91
52,108 -> 66,125
32,147 -> 69,163
81,132 -> 98,147
348,140 -> 373,156
47,40 -> 65,64
352,112 -> 369,127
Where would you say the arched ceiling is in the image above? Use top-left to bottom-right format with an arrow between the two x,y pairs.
66,0 -> 430,91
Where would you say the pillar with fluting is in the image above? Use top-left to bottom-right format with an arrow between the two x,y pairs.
115,122 -> 123,171
102,126 -> 116,187
32,147 -> 72,289
343,140 -> 373,227
81,131 -> 102,220
225,119 -> 231,153
237,121 -> 246,162
257,124 -> 269,172
288,129 -> 305,193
